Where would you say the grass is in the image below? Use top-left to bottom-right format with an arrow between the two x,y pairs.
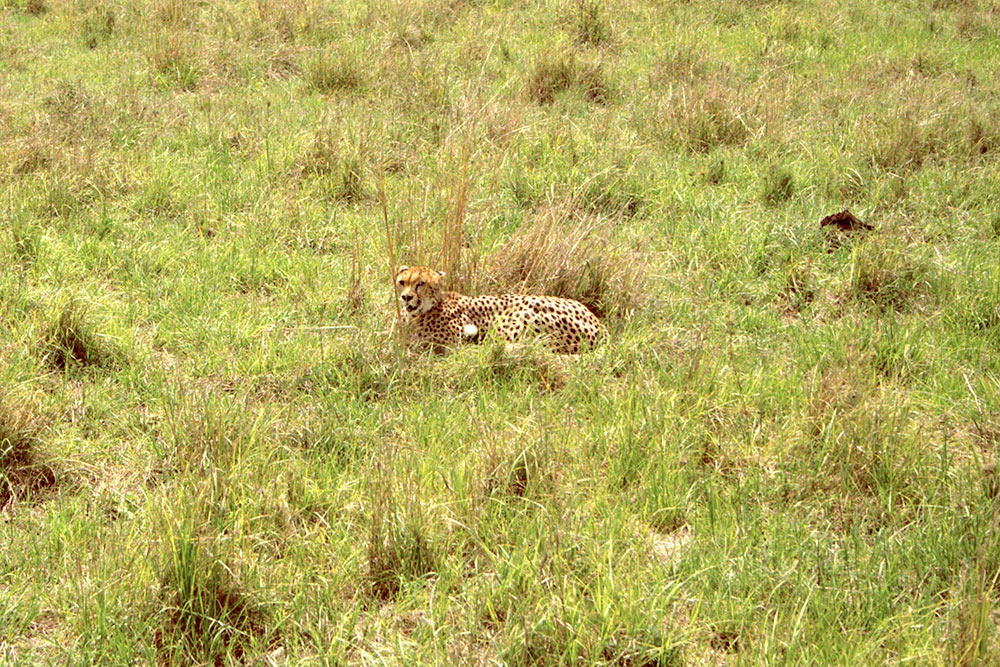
40,300 -> 119,371
153,506 -> 273,665
526,51 -> 612,106
0,390 -> 54,509
1,0 -> 1000,664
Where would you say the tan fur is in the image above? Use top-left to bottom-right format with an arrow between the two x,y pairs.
395,266 -> 604,354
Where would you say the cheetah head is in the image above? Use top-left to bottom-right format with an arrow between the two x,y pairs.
395,265 -> 445,316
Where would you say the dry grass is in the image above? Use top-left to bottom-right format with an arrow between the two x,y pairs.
949,563 -> 1000,667
306,46 -> 365,95
147,31 -> 202,91
377,135 -> 477,300
526,51 -> 612,105
439,140 -> 473,290
486,203 -> 649,321
2,136 -> 50,178
569,0 -> 611,47
0,392 -> 54,510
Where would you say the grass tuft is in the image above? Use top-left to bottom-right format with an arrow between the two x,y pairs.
527,52 -> 576,105
526,52 -> 611,105
866,101 -> 1000,173
483,341 -> 571,390
346,228 -> 366,313
455,339 -> 573,392
487,205 -> 649,321
3,137 -> 50,176
40,300 -> 116,371
148,32 -> 201,91
677,90 -> 750,151
571,0 -> 611,47
949,563 -> 997,667
79,5 -> 116,49
507,165 -> 645,218
775,261 -> 816,316
791,355 -> 923,528
601,632 -> 681,666
760,163 -> 795,205
151,0 -> 197,27
847,242 -> 937,312
964,111 -> 1000,156
9,217 -> 42,264
577,59 -> 612,104
327,151 -> 366,203
300,129 -> 368,202
43,80 -> 93,124
160,389 -> 269,477
154,515 -> 271,665
696,155 -> 726,185
306,47 -> 364,95
647,68 -> 759,151
479,439 -> 556,503
641,47 -> 784,152
0,392 -> 54,510
367,476 -> 439,602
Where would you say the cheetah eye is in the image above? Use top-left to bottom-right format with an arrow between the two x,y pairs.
416,281 -> 425,288
397,279 -> 405,286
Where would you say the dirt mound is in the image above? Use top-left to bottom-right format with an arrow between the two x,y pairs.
820,209 -> 873,233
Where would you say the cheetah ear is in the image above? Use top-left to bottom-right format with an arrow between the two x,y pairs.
436,270 -> 445,278
396,265 -> 408,275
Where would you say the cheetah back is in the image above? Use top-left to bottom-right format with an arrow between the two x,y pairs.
406,292 -> 604,354
467,294 -> 603,354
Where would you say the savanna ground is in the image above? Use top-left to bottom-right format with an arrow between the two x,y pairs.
2,0 -> 1000,664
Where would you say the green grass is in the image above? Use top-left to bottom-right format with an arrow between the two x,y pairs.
2,0 -> 1000,664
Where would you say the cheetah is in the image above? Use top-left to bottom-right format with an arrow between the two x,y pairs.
394,265 -> 604,354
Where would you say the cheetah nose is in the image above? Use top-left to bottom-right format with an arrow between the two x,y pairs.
401,293 -> 413,302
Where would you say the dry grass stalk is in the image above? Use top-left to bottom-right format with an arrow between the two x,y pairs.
378,177 -> 404,351
440,138 -> 474,293
440,153 -> 466,283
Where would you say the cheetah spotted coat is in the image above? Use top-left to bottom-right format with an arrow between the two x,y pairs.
395,266 -> 604,354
